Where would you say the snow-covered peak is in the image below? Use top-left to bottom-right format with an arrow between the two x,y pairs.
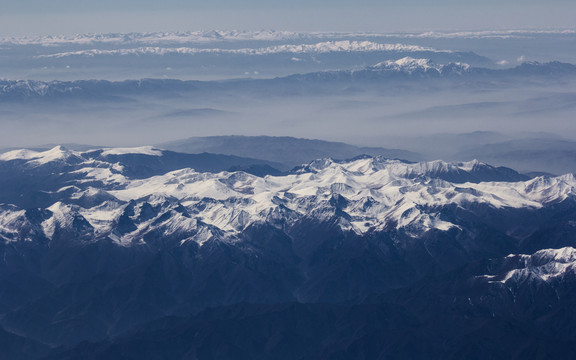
0,205 -> 29,243
455,159 -> 482,172
523,173 -> 576,203
531,247 -> 576,265
42,202 -> 78,238
371,57 -> 439,71
29,146 -> 81,165
0,145 -> 83,166
0,149 -> 41,161
482,247 -> 576,284
369,57 -> 470,74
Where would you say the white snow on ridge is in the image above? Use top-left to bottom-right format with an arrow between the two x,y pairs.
0,80 -> 81,96
28,146 -> 81,165
482,247 -> 576,284
0,145 -> 82,165
372,57 -> 441,72
37,41 -> 449,59
42,202 -> 78,238
370,57 -> 470,73
0,149 -> 41,161
100,146 -> 163,157
0,30 -> 308,46
0,206 -> 29,242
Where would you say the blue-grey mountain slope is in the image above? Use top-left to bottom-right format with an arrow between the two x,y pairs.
159,135 -> 422,167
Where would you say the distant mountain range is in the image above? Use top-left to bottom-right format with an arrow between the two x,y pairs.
3,29 -> 574,47
37,41 -> 450,59
385,132 -> 576,175
1,29 -> 500,81
2,59 -> 574,101
459,138 -> 576,175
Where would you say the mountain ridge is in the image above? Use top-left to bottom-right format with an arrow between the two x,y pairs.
1,59 -> 574,100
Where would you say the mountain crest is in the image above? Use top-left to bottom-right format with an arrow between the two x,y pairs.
369,57 -> 471,74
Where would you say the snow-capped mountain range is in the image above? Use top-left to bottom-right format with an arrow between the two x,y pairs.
36,41 -> 450,59
0,145 -> 573,246
0,30 -> 312,46
2,29 -> 574,46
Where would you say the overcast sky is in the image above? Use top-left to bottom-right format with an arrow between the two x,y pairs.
1,0 -> 575,36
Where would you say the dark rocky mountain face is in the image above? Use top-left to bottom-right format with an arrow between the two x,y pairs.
1,147 -> 576,359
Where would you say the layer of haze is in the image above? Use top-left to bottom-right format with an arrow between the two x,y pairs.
2,80 -> 575,147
